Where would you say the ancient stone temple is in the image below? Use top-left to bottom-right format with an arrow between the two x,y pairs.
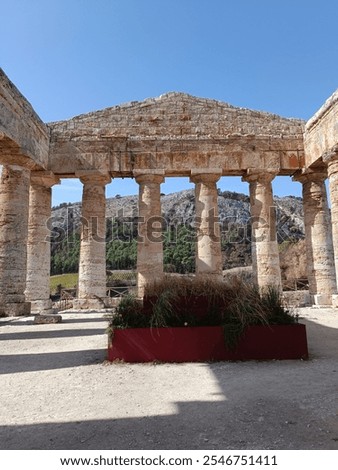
0,68 -> 337,315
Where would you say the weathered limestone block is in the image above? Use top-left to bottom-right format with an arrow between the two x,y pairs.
282,290 -> 311,308
75,172 -> 111,309
25,172 -> 60,313
0,165 -> 31,316
0,69 -> 49,170
190,170 -> 222,279
33,314 -> 62,324
305,90 -> 338,167
135,171 -> 165,297
293,171 -> 336,305
243,170 -> 282,290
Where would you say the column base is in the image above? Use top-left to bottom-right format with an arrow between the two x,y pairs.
0,302 -> 31,317
312,294 -> 333,307
72,297 -> 108,310
30,299 -> 53,314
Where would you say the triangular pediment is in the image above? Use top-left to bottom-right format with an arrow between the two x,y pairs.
49,92 -> 304,140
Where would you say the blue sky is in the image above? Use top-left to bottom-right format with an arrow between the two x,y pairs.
1,0 -> 337,205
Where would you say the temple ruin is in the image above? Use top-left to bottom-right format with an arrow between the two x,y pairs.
0,68 -> 337,315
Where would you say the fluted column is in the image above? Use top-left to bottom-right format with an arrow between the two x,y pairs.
0,165 -> 31,316
134,171 -> 164,297
323,151 -> 338,306
293,171 -> 336,305
74,172 -> 111,309
243,170 -> 282,290
190,170 -> 222,279
25,172 -> 60,313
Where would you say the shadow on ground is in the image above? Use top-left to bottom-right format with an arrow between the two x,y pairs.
0,314 -> 337,450
0,393 -> 337,450
0,328 -> 106,341
0,349 -> 106,374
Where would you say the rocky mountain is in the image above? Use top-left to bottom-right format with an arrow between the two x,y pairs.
51,189 -> 305,274
52,189 -> 304,239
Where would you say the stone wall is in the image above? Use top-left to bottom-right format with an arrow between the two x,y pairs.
0,69 -> 49,170
304,90 -> 338,167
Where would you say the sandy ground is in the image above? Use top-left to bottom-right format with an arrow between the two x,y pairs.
0,307 -> 337,450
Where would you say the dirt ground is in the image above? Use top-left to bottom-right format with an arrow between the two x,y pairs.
0,307 -> 337,450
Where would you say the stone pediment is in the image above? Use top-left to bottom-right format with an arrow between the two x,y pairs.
48,92 -> 304,141
47,93 -> 306,177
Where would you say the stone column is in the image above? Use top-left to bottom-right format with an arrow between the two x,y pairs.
0,165 -> 31,316
190,170 -> 223,279
134,171 -> 165,297
243,170 -> 282,290
293,171 -> 336,305
25,172 -> 60,313
323,151 -> 338,306
74,172 -> 111,309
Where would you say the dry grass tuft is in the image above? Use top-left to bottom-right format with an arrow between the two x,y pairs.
111,275 -> 295,332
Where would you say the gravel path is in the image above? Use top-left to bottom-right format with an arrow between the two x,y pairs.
0,308 -> 337,450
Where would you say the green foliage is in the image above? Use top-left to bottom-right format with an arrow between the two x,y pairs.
51,233 -> 80,275
150,290 -> 176,328
106,218 -> 137,243
163,225 -> 195,273
260,286 -> 296,325
110,294 -> 148,329
51,222 -> 196,275
50,273 -> 79,294
106,239 -> 137,270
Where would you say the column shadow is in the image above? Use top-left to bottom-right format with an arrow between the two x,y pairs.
0,318 -> 337,450
0,349 -> 106,374
0,328 -> 106,341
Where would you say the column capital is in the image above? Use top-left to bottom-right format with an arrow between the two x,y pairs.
242,169 -> 277,184
76,171 -> 111,185
292,169 -> 327,184
31,171 -> 60,188
190,169 -> 222,184
133,170 -> 165,184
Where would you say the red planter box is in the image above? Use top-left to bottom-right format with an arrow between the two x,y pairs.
107,324 -> 308,363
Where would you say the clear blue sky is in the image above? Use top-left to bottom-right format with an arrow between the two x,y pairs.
1,0 -> 337,205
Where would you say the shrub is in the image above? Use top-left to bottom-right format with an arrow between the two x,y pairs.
109,294 -> 147,330
109,276 -> 296,346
